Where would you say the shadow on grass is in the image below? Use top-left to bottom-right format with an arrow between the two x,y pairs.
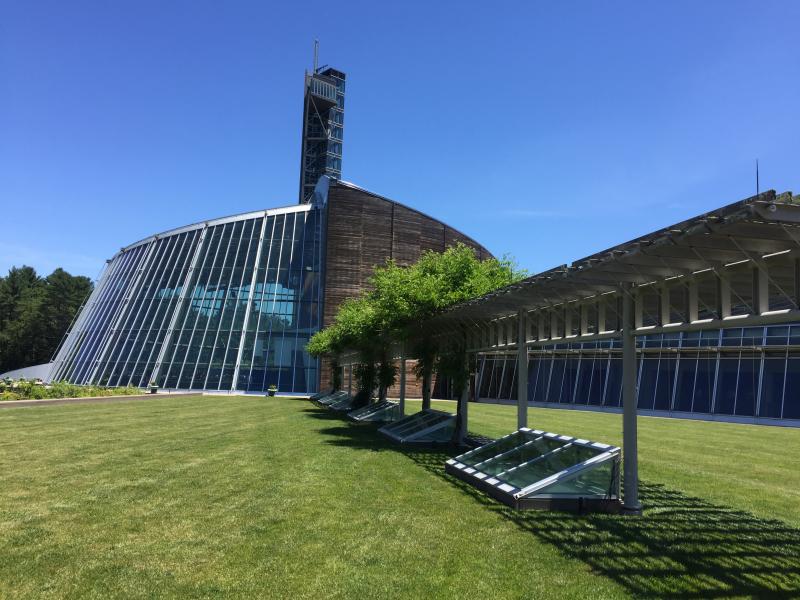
311,405 -> 800,599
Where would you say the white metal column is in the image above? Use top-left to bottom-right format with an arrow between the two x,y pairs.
621,283 -> 642,514
516,309 -> 528,429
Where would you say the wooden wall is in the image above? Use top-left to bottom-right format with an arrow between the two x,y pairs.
318,182 -> 491,393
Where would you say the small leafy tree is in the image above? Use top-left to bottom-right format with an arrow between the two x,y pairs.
307,243 -> 525,407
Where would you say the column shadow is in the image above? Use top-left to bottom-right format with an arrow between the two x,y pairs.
312,408 -> 800,599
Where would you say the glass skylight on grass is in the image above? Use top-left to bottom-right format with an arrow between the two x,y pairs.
378,409 -> 456,444
315,391 -> 348,406
348,400 -> 400,422
445,428 -> 620,512
327,394 -> 355,412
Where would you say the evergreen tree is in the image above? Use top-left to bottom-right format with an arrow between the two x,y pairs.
0,266 -> 92,374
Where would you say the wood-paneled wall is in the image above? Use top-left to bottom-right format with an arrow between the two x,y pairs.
319,182 -> 491,393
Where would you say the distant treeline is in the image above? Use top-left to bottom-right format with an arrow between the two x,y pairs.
0,267 -> 93,375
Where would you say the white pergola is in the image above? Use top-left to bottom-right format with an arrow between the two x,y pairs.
407,189 -> 800,513
334,190 -> 800,511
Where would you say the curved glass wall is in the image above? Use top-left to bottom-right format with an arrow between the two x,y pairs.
50,204 -> 323,393
478,324 -> 800,423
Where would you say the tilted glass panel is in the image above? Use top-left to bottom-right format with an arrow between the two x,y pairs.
500,443 -> 599,490
100,234 -> 179,386
71,244 -> 148,384
478,436 -> 566,477
390,412 -> 449,436
131,229 -> 202,387
456,431 -> 531,468
531,456 -> 617,498
161,222 -> 226,388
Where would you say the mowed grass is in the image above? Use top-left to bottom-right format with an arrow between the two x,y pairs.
0,396 -> 798,599
414,399 -> 800,528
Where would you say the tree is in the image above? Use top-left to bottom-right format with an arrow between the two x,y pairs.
0,266 -> 92,374
307,243 -> 525,407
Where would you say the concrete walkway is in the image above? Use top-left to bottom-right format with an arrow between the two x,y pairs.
0,392 -> 196,409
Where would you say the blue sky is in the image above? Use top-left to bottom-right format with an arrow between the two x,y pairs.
2,1 -> 799,279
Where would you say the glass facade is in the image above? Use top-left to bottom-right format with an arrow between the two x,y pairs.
50,204 -> 324,393
477,324 -> 800,422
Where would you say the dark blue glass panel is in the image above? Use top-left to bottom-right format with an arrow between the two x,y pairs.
783,358 -> 800,419
715,358 -> 738,415
674,357 -> 696,411
692,357 -> 715,413
637,358 -> 659,410
574,357 -> 593,404
550,359 -> 566,403
653,355 -> 676,411
587,357 -> 606,406
605,359 -> 622,407
760,357 -> 786,418
734,355 -> 759,416
533,358 -> 551,402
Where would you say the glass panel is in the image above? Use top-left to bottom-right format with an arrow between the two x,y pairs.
478,437 -> 566,477
673,355 -> 697,411
533,457 -> 616,497
457,431 -> 531,467
783,357 -> 800,419
692,356 -> 715,413
715,357 -> 738,415
734,353 -> 759,416
501,444 -> 599,490
637,357 -> 659,410
653,354 -> 676,411
760,355 -> 786,418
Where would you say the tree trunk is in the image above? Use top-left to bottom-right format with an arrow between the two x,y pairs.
422,368 -> 432,410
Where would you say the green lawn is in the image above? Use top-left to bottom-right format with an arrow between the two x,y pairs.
1,396 -> 798,599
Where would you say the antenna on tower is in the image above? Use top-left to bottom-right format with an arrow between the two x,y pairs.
313,39 -> 319,73
756,159 -> 760,196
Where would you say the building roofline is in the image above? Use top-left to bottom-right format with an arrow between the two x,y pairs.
115,203 -> 312,257
334,179 -> 493,258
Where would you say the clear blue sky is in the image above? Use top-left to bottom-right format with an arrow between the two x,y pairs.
2,1 -> 799,279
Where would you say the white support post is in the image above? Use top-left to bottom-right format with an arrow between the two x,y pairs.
539,312 -> 547,340
688,279 -> 699,322
565,305 -> 573,337
634,291 -> 643,329
719,273 -> 732,318
660,286 -> 670,325
398,354 -> 406,416
516,310 -> 528,429
456,352 -> 469,445
756,265 -> 770,314
598,300 -> 607,332
621,283 -> 642,514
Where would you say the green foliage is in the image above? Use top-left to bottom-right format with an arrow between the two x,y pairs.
0,266 -> 93,374
0,379 -> 141,401
2,396 -> 800,598
307,243 -> 524,400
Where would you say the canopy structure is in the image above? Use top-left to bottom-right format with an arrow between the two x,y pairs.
335,190 -> 800,512
446,428 -> 620,511
424,189 -> 800,513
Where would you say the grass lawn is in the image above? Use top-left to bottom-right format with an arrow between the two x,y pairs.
1,396 -> 798,599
